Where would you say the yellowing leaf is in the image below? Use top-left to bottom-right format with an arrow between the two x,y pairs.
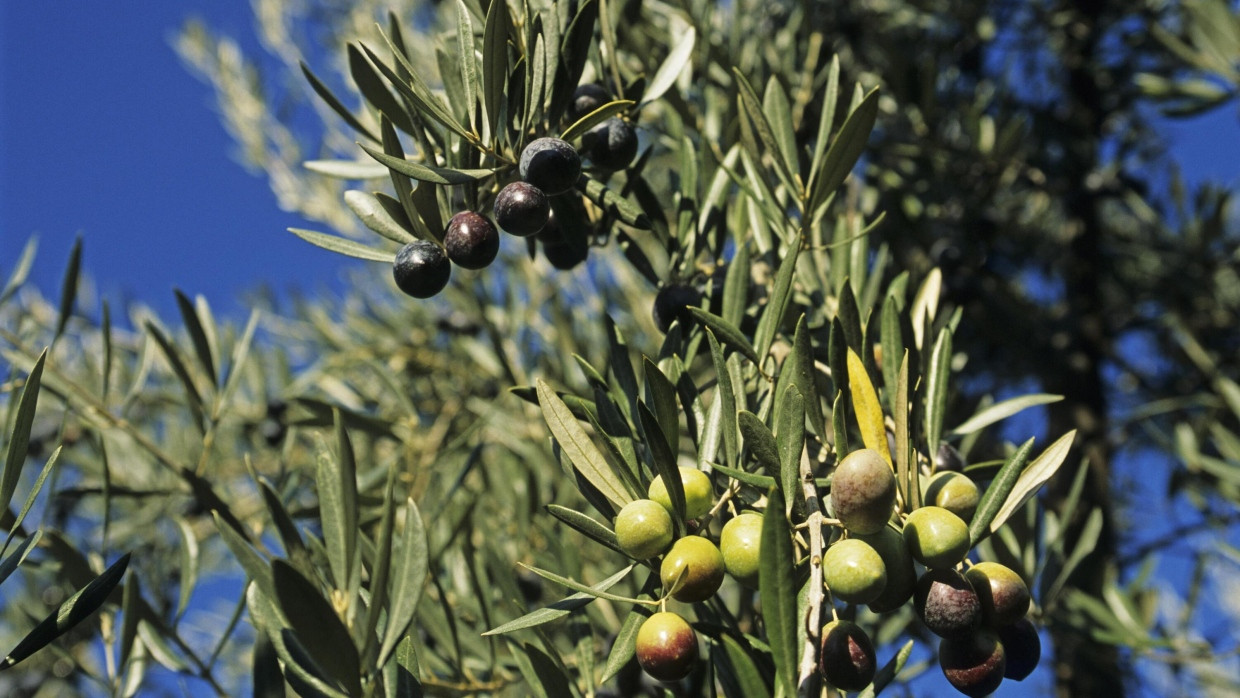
847,348 -> 891,467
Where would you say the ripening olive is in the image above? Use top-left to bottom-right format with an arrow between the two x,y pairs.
965,562 -> 1031,628
660,536 -> 725,602
903,506 -> 971,569
822,539 -> 887,605
915,568 -> 983,639
925,471 -> 981,523
830,449 -> 897,535
719,512 -> 762,588
649,467 -> 714,521
939,629 -> 1007,697
614,499 -> 674,560
819,620 -> 877,691
635,611 -> 699,683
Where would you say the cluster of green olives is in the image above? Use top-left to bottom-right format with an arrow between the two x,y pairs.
392,84 -> 639,299
613,449 -> 1041,694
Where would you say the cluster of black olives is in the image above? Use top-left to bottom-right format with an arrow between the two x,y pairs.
391,84 -> 639,299
611,449 -> 1041,695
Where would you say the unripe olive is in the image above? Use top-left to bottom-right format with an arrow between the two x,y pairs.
660,536 -> 725,602
719,512 -> 762,588
493,182 -> 550,237
902,506 -> 970,569
582,117 -> 638,171
614,499 -> 674,559
822,538 -> 887,604
925,471 -> 981,523
965,562 -> 1031,628
997,617 -> 1041,681
635,611 -> 699,683
519,137 -> 581,195
939,629 -> 1006,697
392,240 -> 450,298
569,83 -> 611,122
856,525 -> 917,612
819,620 -> 876,691
652,283 -> 703,334
649,467 -> 714,521
915,568 -> 982,638
830,449 -> 897,535
443,211 -> 499,270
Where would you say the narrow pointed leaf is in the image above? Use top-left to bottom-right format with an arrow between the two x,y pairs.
968,438 -> 1036,545
754,231 -> 803,361
358,142 -> 492,184
643,357 -> 679,456
289,228 -> 393,262
988,431 -> 1078,536
759,489 -> 797,698
847,348 -> 891,466
272,560 -> 362,695
924,327 -> 952,454
691,308 -> 760,367
482,566 -> 632,635
0,553 -> 131,670
54,237 -> 82,342
777,384 -> 805,516
641,28 -> 696,105
536,379 -> 632,508
301,61 -> 379,142
808,87 -> 878,213
949,394 -> 1065,438
739,411 -> 780,475
1,349 -> 46,516
344,190 -> 416,244
379,498 -> 428,666
174,289 -> 217,387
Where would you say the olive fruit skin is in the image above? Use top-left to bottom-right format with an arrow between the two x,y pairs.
519,137 -> 581,195
392,240 -> 451,298
582,117 -> 638,171
569,83 -> 610,122
719,513 -> 762,588
902,506 -> 971,569
822,539 -> 887,604
857,525 -> 917,612
819,620 -> 876,691
493,182 -> 550,237
542,239 -> 590,269
660,536 -> 725,602
652,283 -> 703,334
925,471 -> 981,523
649,467 -> 714,521
614,499 -> 674,559
830,449 -> 897,535
443,211 -> 500,270
965,562 -> 1031,628
915,569 -> 983,638
997,617 -> 1041,680
939,629 -> 1007,697
635,612 -> 699,683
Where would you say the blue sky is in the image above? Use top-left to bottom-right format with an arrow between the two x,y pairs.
1,2 -> 353,323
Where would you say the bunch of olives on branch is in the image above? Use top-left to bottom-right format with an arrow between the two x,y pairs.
392,84 -> 640,299
606,448 -> 1040,695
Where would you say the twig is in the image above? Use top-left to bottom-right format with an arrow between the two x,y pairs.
796,447 -> 827,695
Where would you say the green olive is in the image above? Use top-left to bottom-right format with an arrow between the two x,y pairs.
719,512 -> 763,588
649,467 -> 714,520
823,538 -> 887,604
925,471 -> 981,523
614,499 -> 674,559
902,506 -> 970,569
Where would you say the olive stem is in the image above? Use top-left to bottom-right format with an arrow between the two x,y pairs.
796,446 -> 828,696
